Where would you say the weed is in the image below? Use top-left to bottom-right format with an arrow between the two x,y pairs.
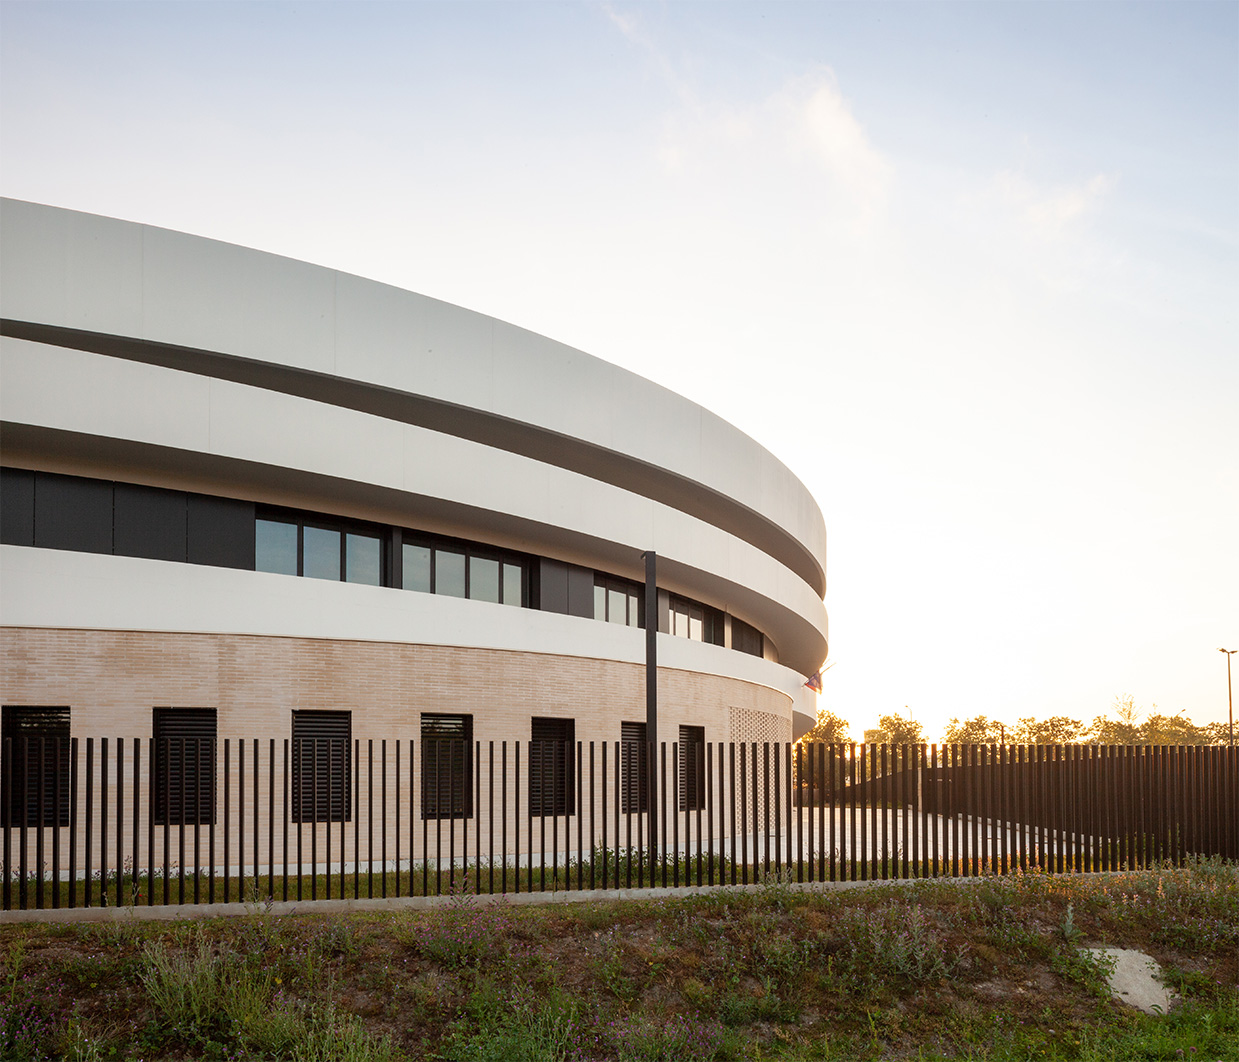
1061,902 -> 1080,944
0,943 -> 58,1062
139,936 -> 258,1042
612,1011 -> 728,1061
1049,944 -> 1116,999
439,982 -> 582,1062
591,929 -> 637,1002
399,896 -> 520,969
757,865 -> 799,909
833,901 -> 967,990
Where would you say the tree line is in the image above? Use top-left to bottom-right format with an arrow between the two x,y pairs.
799,695 -> 1232,748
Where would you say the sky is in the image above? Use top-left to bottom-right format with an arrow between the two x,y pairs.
1,1 -> 1236,742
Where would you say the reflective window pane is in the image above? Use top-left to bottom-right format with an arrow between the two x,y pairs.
503,563 -> 523,607
304,527 -> 340,581
689,607 -> 703,642
628,590 -> 641,626
470,556 -> 500,602
594,583 -> 606,620
256,519 -> 298,576
608,587 -> 627,625
673,607 -> 688,638
345,534 -> 381,586
403,543 -> 431,592
436,549 -> 466,597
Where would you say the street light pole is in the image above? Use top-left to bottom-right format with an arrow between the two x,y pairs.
1220,649 -> 1237,747
644,551 -> 658,869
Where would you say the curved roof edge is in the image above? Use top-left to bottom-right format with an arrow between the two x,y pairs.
0,197 -> 827,597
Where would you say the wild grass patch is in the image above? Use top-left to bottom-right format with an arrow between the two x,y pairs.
0,859 -> 1235,1060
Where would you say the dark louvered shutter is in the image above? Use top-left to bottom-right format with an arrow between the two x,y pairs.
529,717 -> 574,816
1,707 -> 70,827
421,714 -> 473,819
679,725 -> 705,811
292,711 -> 352,823
153,708 -> 217,825
620,721 -> 648,813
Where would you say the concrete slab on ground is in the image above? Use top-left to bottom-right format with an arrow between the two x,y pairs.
1085,946 -> 1177,1014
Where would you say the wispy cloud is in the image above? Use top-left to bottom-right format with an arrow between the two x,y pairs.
600,2 -> 693,105
653,70 -> 894,234
784,74 -> 893,225
995,169 -> 1116,240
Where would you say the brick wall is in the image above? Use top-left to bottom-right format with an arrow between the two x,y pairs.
1,627 -> 791,878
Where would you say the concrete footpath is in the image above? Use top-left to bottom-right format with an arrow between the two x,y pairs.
1,875 -> 944,924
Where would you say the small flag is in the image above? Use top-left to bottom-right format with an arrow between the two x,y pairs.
804,671 -> 823,693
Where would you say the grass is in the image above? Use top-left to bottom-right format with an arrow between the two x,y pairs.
0,857 -> 1235,1059
5,849 -> 1114,911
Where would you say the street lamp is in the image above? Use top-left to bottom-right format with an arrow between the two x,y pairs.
1219,649 -> 1237,747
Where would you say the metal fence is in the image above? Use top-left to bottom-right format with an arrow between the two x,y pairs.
2,738 -> 1235,911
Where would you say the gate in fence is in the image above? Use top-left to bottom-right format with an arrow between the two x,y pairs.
2,739 -> 1235,911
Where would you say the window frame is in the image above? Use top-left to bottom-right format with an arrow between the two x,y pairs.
668,594 -> 724,646
1,706 -> 71,828
152,708 -> 217,826
731,616 -> 764,658
400,530 -> 528,606
594,574 -> 644,627
421,713 -> 474,820
620,721 -> 648,814
678,725 -> 706,812
291,710 -> 352,824
255,507 -> 388,587
529,717 -> 575,817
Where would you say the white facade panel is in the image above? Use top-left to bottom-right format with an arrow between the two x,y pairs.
0,200 -> 827,584
1,197 -> 829,748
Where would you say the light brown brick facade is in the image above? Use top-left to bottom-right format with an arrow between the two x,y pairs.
2,627 -> 790,876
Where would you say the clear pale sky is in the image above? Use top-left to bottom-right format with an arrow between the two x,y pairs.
2,2 -> 1235,741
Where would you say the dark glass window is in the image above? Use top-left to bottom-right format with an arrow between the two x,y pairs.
256,510 -> 387,587
436,549 -> 466,597
292,711 -> 352,823
620,721 -> 648,814
153,708 -> 216,825
502,563 -> 523,606
594,575 -> 643,627
1,707 -> 70,828
679,725 -> 706,812
303,526 -> 341,581
421,714 -> 473,820
470,556 -> 500,603
402,543 -> 432,592
256,518 -> 298,575
400,534 -> 527,606
530,717 -> 574,816
732,617 -> 764,658
345,533 -> 381,586
669,595 -> 724,646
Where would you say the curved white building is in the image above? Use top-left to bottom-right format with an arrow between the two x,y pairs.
0,197 -> 827,779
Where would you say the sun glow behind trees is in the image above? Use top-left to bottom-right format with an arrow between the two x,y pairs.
801,695 -> 1230,749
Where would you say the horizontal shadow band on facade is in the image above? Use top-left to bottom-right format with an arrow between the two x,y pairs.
0,318 -> 827,597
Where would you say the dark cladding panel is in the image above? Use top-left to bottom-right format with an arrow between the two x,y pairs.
0,468 -> 35,545
114,483 -> 187,562
34,472 -> 113,554
565,563 -> 595,619
188,494 -> 256,569
538,557 -> 569,614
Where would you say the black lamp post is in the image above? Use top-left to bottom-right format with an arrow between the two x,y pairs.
1219,649 -> 1236,747
644,551 -> 658,869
